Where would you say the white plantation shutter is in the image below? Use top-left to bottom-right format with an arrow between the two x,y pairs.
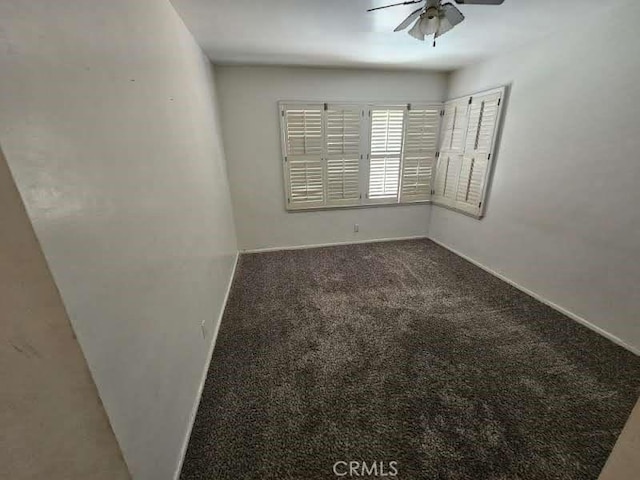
444,155 -> 463,201
455,89 -> 504,216
325,105 -> 363,206
400,105 -> 441,202
284,107 -> 323,156
278,94 -> 502,212
433,152 -> 462,207
433,97 -> 469,207
433,86 -> 505,217
282,104 -> 325,209
455,154 -> 489,209
288,158 -> 324,206
368,107 -> 405,201
439,98 -> 469,154
464,92 -> 501,154
433,154 -> 448,198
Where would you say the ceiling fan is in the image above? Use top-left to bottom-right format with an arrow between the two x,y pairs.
368,0 -> 505,46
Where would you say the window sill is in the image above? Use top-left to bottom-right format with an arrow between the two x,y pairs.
431,201 -> 484,220
286,200 -> 431,213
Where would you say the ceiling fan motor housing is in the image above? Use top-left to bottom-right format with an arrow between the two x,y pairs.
426,6 -> 439,19
373,0 -> 502,44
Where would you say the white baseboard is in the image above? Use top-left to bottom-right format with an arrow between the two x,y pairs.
173,251 -> 240,480
429,237 -> 640,357
242,235 -> 429,253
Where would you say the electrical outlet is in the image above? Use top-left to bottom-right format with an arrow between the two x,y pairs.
354,224 -> 359,233
201,320 -> 207,339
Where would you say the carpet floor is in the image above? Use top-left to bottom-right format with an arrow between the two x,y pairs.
180,239 -> 640,480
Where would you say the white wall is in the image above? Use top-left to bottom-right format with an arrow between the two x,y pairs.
430,1 -> 640,353
215,66 -> 447,251
0,1 -> 237,479
1,145 -> 130,480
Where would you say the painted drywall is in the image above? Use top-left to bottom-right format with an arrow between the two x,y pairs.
430,0 -> 640,352
215,66 -> 447,251
0,1 -> 237,479
0,146 -> 130,480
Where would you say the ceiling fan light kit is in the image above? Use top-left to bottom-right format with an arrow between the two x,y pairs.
421,7 -> 441,34
408,21 -> 425,41
369,0 -> 505,47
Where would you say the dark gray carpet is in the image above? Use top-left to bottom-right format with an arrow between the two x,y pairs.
181,239 -> 640,480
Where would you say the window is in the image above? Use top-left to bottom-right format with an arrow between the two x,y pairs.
368,107 -> 405,201
280,87 -> 504,217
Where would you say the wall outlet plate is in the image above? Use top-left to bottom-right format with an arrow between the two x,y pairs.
354,224 -> 359,233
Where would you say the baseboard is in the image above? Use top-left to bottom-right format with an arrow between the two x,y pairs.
428,237 -> 640,357
242,235 -> 429,253
172,251 -> 240,480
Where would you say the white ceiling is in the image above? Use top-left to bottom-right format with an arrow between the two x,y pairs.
170,0 -> 621,71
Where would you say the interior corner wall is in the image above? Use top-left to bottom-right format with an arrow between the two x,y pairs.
0,145 -> 130,480
0,1 -> 238,479
215,66 -> 447,251
429,1 -> 640,353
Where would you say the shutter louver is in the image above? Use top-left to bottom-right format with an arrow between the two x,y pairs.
464,93 -> 501,154
439,99 -> 469,154
368,108 -> 405,200
439,105 -> 454,150
400,106 -> 440,202
433,155 -> 449,198
443,155 -> 461,201
325,106 -> 362,206
282,104 -> 325,209
285,108 -> 323,156
450,103 -> 468,153
456,155 -> 488,207
288,159 -> 324,204
433,153 -> 462,208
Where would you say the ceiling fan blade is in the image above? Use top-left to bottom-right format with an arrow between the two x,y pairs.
394,7 -> 424,32
453,0 -> 504,4
442,3 -> 464,26
367,0 -> 423,12
436,4 -> 464,38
